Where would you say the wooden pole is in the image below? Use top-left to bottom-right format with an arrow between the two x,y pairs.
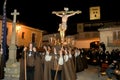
24,51 -> 27,80
75,56 -> 76,72
0,54 -> 2,78
54,64 -> 59,80
54,45 -> 63,80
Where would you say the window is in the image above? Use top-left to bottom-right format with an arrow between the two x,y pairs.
118,31 -> 120,39
22,32 -> 24,39
32,33 -> 36,43
113,31 -> 120,40
84,26 -> 101,32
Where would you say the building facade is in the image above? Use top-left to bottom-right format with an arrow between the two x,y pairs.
75,22 -> 101,48
42,20 -> 120,50
99,22 -> 120,52
0,18 -> 43,48
76,21 -> 120,50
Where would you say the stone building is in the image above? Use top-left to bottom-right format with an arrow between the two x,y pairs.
76,21 -> 120,51
0,15 -> 43,48
99,21 -> 120,52
43,21 -> 120,50
74,22 -> 101,48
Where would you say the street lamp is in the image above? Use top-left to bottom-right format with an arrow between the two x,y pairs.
16,25 -> 21,31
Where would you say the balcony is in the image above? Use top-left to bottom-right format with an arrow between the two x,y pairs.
107,38 -> 120,47
75,32 -> 99,40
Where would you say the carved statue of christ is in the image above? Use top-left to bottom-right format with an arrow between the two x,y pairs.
52,7 -> 81,43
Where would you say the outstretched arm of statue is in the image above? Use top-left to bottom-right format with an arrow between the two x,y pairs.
52,11 -> 63,17
67,10 -> 82,17
76,10 -> 82,14
52,11 -> 56,14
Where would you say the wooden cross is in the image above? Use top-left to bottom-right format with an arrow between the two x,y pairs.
11,9 -> 20,23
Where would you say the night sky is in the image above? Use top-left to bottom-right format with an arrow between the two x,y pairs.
0,0 -> 120,35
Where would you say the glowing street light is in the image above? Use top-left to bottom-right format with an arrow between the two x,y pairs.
16,25 -> 21,32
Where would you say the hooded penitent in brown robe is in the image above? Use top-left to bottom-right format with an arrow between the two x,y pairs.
67,55 -> 76,80
50,53 -> 63,80
20,50 -> 40,80
71,51 -> 76,72
34,52 -> 44,80
43,53 -> 52,80
76,53 -> 84,72
62,54 -> 76,80
19,51 -> 25,80
80,50 -> 88,69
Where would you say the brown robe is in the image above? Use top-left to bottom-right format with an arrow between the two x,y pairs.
20,51 -> 42,80
76,55 -> 84,72
50,53 -> 63,80
80,53 -> 88,69
68,57 -> 76,80
19,52 -> 25,80
62,55 -> 76,80
34,52 -> 44,80
43,55 -> 52,80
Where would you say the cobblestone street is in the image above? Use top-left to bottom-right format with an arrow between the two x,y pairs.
76,65 -> 110,80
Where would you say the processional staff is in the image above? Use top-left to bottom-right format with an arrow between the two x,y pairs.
52,7 -> 82,80
23,47 -> 27,80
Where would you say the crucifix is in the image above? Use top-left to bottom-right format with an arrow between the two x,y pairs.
52,7 -> 82,43
9,9 -> 20,63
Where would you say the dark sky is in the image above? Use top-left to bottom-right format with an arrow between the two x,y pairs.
0,0 -> 120,35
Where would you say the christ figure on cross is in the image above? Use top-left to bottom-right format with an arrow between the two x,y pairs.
52,7 -> 81,43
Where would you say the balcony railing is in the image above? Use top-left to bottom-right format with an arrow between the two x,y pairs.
107,37 -> 120,47
75,32 -> 99,40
